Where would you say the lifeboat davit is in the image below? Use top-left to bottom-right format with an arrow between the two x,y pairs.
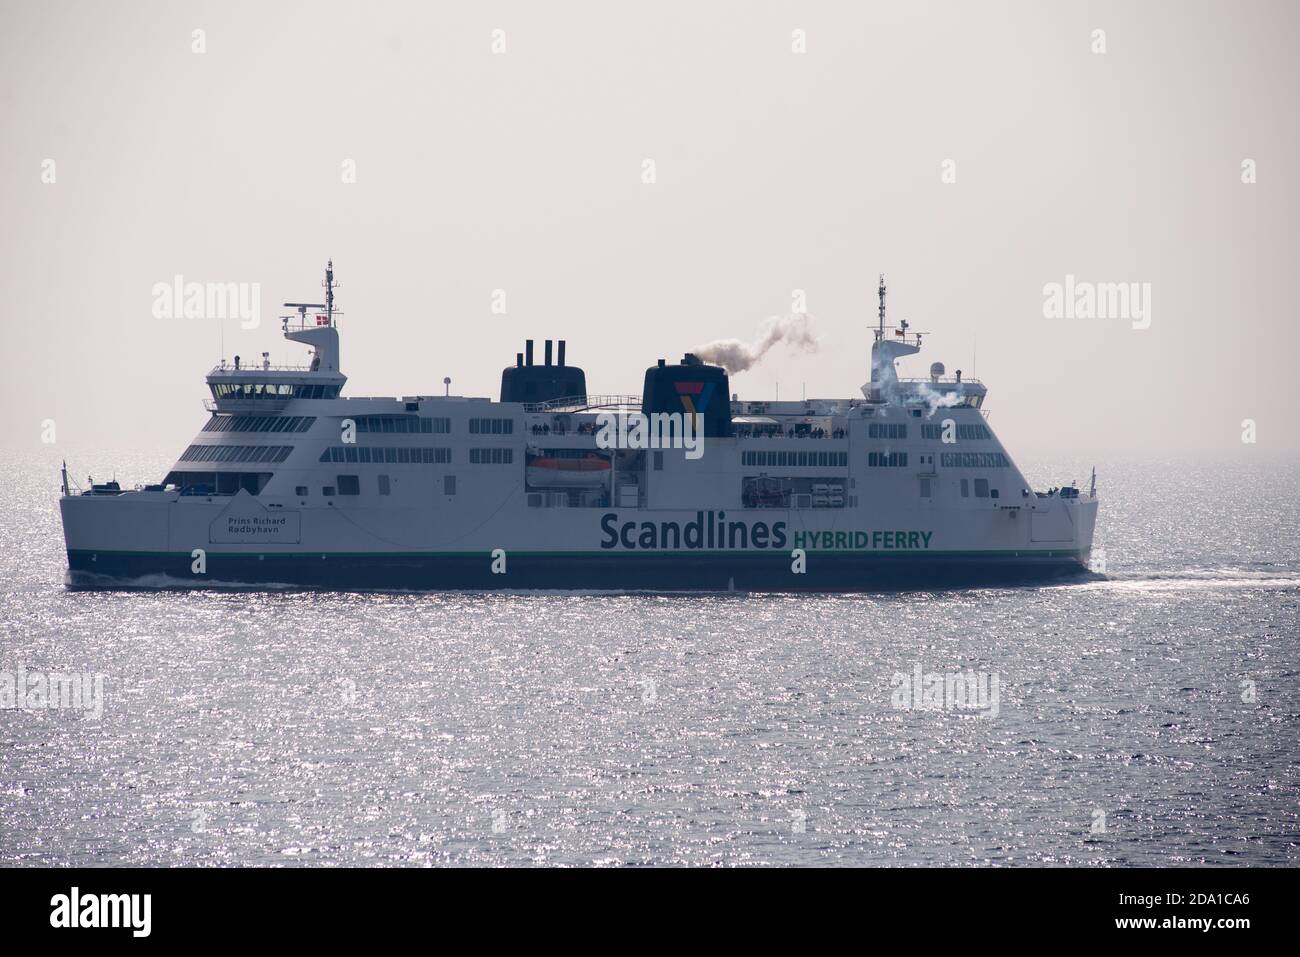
526,454 -> 611,488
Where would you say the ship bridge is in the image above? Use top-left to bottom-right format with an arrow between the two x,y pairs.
861,274 -> 986,409
206,261 -> 347,412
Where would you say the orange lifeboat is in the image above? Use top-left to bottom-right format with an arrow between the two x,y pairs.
526,453 -> 611,488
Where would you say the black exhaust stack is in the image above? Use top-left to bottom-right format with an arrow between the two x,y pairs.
641,353 -> 732,437
500,339 -> 587,404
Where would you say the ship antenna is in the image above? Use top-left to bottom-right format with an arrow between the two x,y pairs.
324,259 -> 335,326
876,273 -> 887,342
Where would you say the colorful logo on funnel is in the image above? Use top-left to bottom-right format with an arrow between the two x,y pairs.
674,381 -> 715,416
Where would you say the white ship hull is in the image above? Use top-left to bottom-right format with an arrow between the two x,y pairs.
61,445 -> 1098,591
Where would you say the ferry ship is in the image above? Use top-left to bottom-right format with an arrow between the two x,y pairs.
60,263 -> 1099,591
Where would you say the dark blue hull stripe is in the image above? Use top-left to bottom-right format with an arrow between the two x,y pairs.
66,549 -> 1092,592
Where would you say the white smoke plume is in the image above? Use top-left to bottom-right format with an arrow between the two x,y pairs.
911,380 -> 965,416
691,314 -> 820,374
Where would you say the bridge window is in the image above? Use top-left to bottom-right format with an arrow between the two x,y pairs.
210,382 -> 315,400
293,384 -> 340,399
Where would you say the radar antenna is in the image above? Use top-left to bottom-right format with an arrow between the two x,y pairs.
324,259 -> 336,325
876,274 -> 887,342
282,261 -> 341,330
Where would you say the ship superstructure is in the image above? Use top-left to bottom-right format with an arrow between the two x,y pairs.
60,265 -> 1099,590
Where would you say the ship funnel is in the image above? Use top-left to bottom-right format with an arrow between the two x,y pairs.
641,354 -> 732,437
500,340 -> 587,403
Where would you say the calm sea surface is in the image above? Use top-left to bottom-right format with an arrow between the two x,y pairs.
2,448 -> 1296,866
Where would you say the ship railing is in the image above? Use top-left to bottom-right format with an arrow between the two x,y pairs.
896,376 -> 984,386
281,317 -> 339,333
733,430 -> 848,440
523,394 -> 642,413
208,363 -> 316,375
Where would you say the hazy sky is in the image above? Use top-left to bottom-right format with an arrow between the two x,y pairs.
2,0 -> 1296,457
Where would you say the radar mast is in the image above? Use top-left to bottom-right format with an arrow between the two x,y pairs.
876,273 -> 887,342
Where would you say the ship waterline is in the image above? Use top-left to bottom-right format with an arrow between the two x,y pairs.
60,265 -> 1098,591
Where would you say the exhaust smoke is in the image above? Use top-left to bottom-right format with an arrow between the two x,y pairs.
692,314 -> 820,375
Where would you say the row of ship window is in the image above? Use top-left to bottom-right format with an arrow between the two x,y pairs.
317,446 -> 514,464
201,414 -> 515,435
183,445 -> 1005,470
200,415 -> 994,441
321,446 -> 452,464
469,418 -> 514,434
921,423 -> 992,441
868,452 -> 1010,468
346,416 -> 510,434
744,449 -> 1011,469
202,415 -> 317,433
741,451 -> 850,467
870,423 -> 993,440
348,416 -> 450,434
179,445 -> 294,463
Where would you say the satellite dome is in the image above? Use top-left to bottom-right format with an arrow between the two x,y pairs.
929,362 -> 945,381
